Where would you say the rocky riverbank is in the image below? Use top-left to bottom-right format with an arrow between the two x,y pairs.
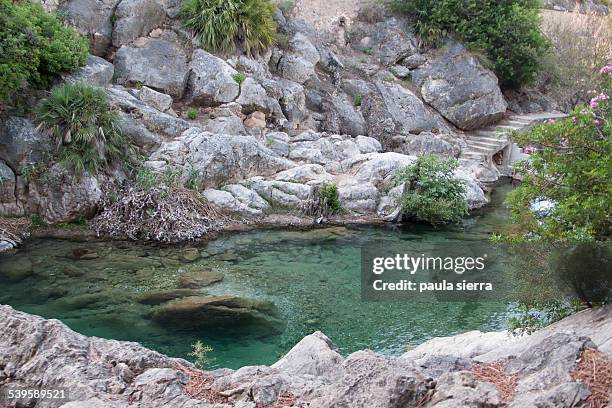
0,304 -> 610,407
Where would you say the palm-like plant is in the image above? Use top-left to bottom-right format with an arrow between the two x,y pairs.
180,0 -> 276,55
36,82 -> 128,175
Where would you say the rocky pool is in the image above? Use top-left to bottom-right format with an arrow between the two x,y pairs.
0,185 -> 513,369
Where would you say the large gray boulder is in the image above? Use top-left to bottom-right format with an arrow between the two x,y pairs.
361,81 -> 445,148
26,164 -> 102,224
391,132 -> 461,159
187,49 -> 240,106
106,86 -> 190,139
114,39 -> 189,98
60,0 -> 120,56
63,54 -> 114,87
277,55 -> 317,85
236,78 -> 270,114
370,18 -> 420,66
112,0 -> 166,47
324,94 -> 368,137
0,160 -> 21,216
413,42 -> 507,130
0,117 -> 49,169
149,128 -> 295,188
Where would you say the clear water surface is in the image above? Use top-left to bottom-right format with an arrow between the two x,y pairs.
0,185 -> 514,368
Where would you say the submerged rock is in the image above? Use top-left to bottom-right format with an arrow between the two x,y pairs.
137,288 -> 202,305
151,295 -> 281,331
177,270 -> 224,289
0,255 -> 33,282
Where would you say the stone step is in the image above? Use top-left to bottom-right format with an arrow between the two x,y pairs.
463,145 -> 494,153
467,142 -> 505,150
468,135 -> 508,143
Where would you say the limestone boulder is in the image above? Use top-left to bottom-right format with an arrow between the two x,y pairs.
413,42 -> 507,130
114,39 -> 189,98
112,0 -> 165,47
187,49 -> 240,106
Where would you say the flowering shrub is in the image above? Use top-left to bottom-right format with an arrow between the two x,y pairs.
504,69 -> 611,242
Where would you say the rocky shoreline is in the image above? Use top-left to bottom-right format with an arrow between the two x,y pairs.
0,304 -> 610,407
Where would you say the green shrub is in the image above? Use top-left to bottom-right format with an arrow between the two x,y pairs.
394,155 -> 467,225
232,71 -> 247,84
189,340 -> 214,369
354,94 -> 363,107
391,0 -> 549,88
36,82 -> 129,175
180,0 -> 276,55
186,108 -> 198,119
319,182 -> 341,214
0,0 -> 88,103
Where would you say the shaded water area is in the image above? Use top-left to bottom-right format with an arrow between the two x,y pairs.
0,185 -> 514,369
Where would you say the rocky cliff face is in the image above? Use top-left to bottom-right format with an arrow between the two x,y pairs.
2,0 -> 572,250
0,305 -> 610,407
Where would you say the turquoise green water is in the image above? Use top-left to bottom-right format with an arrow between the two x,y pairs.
0,185 -> 513,369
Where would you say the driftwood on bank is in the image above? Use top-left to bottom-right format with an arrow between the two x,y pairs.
0,217 -> 30,251
91,185 -> 228,243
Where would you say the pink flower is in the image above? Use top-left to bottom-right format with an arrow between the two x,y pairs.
523,145 -> 537,154
590,93 -> 609,109
600,66 -> 612,76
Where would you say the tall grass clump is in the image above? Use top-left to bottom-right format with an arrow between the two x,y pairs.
391,0 -> 549,88
0,0 -> 88,104
180,0 -> 276,55
36,82 -> 129,175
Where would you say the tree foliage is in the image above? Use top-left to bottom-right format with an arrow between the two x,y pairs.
504,71 -> 611,242
180,0 -> 276,55
391,0 -> 549,88
394,155 -> 468,225
0,0 -> 88,103
36,82 -> 129,175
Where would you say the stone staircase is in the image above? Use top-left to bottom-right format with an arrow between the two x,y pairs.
459,112 -> 568,177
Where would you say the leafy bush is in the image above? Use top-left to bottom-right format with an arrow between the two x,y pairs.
180,0 -> 276,55
391,0 -> 549,88
394,155 -> 467,225
503,71 -> 611,242
232,72 -> 247,84
186,108 -> 198,119
0,0 -> 88,103
36,82 -> 129,175
319,182 -> 341,214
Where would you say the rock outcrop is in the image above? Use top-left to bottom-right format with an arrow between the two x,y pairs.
413,42 -> 508,130
114,38 -> 189,98
0,305 -> 609,407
